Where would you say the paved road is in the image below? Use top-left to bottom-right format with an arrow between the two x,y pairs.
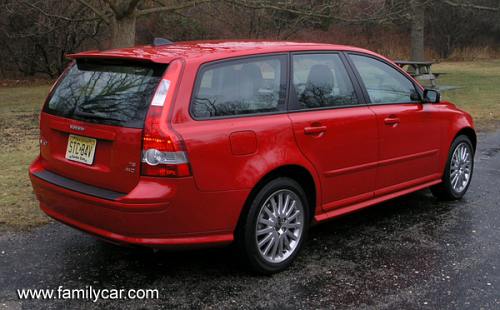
1,130 -> 499,309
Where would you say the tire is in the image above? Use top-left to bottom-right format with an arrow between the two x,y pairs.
431,135 -> 474,200
237,177 -> 309,274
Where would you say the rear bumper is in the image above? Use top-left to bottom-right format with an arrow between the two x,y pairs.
29,156 -> 249,248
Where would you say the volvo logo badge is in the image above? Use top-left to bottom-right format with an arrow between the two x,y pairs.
70,124 -> 85,131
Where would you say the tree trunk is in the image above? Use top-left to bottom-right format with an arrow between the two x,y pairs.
110,14 -> 136,48
410,0 -> 425,61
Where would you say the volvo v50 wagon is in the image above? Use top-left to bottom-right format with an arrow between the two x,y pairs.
29,40 -> 475,273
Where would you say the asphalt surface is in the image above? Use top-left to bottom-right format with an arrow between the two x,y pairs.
1,129 -> 499,309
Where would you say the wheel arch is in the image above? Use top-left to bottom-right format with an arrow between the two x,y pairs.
235,165 -> 318,233
454,127 -> 477,151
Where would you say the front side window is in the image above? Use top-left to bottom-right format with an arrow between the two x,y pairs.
291,53 -> 358,110
191,55 -> 287,118
349,54 -> 418,104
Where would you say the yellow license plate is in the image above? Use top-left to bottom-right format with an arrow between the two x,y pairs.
65,134 -> 97,165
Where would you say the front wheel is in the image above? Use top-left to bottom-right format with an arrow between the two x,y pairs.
431,135 -> 474,200
238,178 -> 309,274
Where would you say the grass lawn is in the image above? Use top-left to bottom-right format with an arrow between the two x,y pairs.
0,84 -> 52,230
432,60 -> 500,128
0,61 -> 499,231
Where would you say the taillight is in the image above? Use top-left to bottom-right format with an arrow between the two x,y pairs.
141,60 -> 190,177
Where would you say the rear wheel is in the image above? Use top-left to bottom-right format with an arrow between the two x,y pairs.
238,178 -> 309,274
431,135 -> 474,200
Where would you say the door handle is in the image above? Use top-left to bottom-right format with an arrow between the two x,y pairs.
304,125 -> 327,135
384,116 -> 400,126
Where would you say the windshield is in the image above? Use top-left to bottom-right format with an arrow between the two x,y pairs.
44,59 -> 166,128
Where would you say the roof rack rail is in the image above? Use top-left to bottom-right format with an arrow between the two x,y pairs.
153,37 -> 174,47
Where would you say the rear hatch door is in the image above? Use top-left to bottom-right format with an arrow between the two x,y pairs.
39,58 -> 166,193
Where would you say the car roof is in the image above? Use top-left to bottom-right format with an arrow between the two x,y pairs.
68,40 -> 387,64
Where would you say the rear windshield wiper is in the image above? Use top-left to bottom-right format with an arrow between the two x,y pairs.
73,110 -> 126,122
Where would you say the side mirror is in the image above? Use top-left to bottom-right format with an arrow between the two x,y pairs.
423,89 -> 440,103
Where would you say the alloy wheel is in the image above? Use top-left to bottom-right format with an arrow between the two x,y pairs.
255,189 -> 304,264
450,142 -> 473,193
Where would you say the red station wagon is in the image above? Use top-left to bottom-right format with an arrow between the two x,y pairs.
29,40 -> 475,273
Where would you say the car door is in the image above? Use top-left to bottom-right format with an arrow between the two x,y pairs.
347,53 -> 442,195
287,52 -> 379,211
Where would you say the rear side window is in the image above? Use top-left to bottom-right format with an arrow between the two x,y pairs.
291,53 -> 358,110
349,54 -> 418,104
44,59 -> 166,128
191,55 -> 287,119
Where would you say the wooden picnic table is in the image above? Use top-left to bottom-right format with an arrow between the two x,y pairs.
394,60 -> 444,88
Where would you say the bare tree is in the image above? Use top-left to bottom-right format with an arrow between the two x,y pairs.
392,0 -> 498,60
76,0 -> 215,48
1,0 -> 499,78
409,0 -> 426,61
0,0 -> 103,76
442,0 -> 499,12
426,1 -> 498,58
230,0 -> 431,59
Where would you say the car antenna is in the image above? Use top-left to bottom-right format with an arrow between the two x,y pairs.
153,37 -> 174,46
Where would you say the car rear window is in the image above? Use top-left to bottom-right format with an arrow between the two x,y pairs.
44,59 -> 167,128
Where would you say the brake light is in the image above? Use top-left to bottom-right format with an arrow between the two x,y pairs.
141,60 -> 190,177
